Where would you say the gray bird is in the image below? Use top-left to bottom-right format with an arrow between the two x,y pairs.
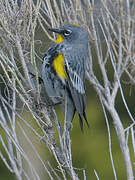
42,24 -> 89,134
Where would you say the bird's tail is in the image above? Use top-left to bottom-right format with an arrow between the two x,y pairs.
79,112 -> 90,132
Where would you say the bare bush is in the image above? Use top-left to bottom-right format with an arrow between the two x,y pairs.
0,0 -> 135,179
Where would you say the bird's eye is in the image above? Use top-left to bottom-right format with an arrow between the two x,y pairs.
63,30 -> 72,36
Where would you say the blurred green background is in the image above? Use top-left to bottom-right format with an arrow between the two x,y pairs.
0,25 -> 135,180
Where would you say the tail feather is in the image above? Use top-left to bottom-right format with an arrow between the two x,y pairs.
79,112 -> 89,132
79,114 -> 84,132
83,111 -> 90,128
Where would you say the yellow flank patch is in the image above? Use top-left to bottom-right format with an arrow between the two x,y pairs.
53,53 -> 67,79
56,34 -> 64,43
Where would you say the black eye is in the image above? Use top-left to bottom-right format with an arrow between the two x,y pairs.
63,30 -> 72,36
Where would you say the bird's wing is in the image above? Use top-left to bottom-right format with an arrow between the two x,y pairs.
65,53 -> 89,130
65,53 -> 85,93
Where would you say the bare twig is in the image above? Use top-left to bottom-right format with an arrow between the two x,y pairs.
0,0 -> 135,179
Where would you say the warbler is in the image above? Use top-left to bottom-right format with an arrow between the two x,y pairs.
42,24 -> 89,132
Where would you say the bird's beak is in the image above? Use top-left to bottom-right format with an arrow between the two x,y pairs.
48,28 -> 62,34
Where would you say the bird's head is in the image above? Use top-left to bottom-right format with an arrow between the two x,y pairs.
48,24 -> 88,46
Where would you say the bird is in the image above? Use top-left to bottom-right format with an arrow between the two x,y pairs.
42,24 -> 89,135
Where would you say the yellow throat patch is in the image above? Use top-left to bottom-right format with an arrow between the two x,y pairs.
53,53 -> 67,80
56,33 -> 64,43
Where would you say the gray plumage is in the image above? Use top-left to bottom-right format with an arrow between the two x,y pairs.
42,24 -> 89,132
